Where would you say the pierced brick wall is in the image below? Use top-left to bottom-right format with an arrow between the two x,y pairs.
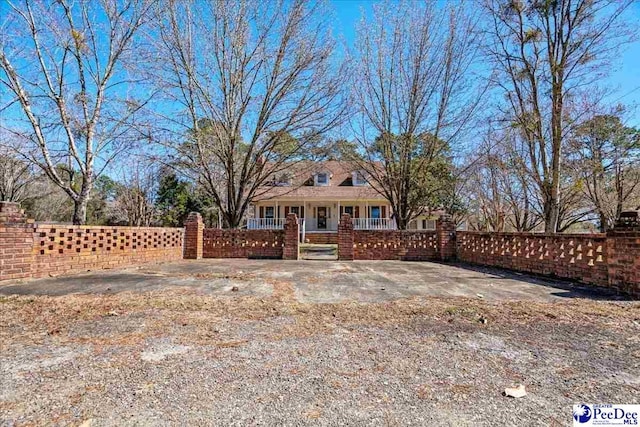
338,214 -> 448,261
31,225 -> 183,279
457,232 -> 609,286
203,228 -> 285,259
352,230 -> 438,260
453,211 -> 639,297
0,202 -> 184,282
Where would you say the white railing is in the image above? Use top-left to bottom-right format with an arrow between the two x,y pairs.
247,218 -> 285,230
353,218 -> 397,230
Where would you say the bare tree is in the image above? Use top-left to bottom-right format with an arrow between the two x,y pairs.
568,113 -> 640,231
484,0 -> 634,232
151,0 -> 344,228
113,162 -> 157,226
345,0 -> 485,229
465,128 -> 543,232
0,136 -> 35,202
0,0 -> 156,224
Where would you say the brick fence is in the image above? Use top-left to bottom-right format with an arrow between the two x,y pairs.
0,202 -> 184,281
456,232 -> 609,285
184,213 -> 299,260
1,201 -> 638,297
338,214 -> 454,261
455,215 -> 640,298
337,212 -> 639,298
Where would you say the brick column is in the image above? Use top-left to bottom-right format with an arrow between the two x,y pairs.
436,214 -> 456,261
606,210 -> 640,298
184,212 -> 203,259
338,213 -> 354,261
0,202 -> 34,281
283,213 -> 299,260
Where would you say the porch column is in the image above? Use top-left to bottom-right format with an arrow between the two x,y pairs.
365,201 -> 369,229
302,200 -> 307,243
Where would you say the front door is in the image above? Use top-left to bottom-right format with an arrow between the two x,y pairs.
317,206 -> 327,229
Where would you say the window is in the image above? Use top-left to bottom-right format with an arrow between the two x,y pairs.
274,172 -> 291,186
343,206 -> 354,216
265,206 -> 274,219
370,206 -> 381,219
290,206 -> 300,215
316,173 -> 328,185
353,171 -> 367,186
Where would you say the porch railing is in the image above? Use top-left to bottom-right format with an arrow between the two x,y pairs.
353,218 -> 397,230
247,218 -> 285,230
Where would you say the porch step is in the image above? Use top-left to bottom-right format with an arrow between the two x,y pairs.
300,244 -> 338,261
304,232 -> 338,244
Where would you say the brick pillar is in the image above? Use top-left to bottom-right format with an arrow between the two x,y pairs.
606,210 -> 640,298
0,202 -> 34,281
184,212 -> 203,259
436,214 -> 456,261
338,213 -> 354,261
283,213 -> 299,260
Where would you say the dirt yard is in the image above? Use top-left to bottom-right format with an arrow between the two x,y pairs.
1,262 -> 639,426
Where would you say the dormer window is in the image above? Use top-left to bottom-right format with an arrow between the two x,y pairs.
315,172 -> 329,186
274,172 -> 291,186
353,171 -> 368,186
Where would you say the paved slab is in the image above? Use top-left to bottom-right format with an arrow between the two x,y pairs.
300,244 -> 338,260
0,259 -> 625,301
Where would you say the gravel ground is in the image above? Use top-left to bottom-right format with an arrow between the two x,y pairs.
1,281 -> 639,426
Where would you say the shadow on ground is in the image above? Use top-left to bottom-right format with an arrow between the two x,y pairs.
450,262 -> 628,301
0,259 -> 629,302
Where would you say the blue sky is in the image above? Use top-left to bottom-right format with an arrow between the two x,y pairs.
329,0 -> 640,125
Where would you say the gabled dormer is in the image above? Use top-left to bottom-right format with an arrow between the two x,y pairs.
314,171 -> 331,186
352,170 -> 368,186
272,172 -> 292,186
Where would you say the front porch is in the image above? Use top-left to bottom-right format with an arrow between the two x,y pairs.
248,200 -> 396,234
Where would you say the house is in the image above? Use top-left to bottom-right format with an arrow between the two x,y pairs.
248,161 -> 436,243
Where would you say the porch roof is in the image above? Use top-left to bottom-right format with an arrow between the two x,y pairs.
253,185 -> 386,202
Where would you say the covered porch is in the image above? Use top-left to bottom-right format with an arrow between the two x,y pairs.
248,199 -> 396,234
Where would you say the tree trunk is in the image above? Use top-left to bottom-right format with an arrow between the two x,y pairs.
544,201 -> 560,233
223,210 -> 244,229
396,217 -> 409,230
598,212 -> 607,233
542,180 -> 560,233
72,197 -> 88,225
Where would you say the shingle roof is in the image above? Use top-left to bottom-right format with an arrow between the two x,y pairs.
253,160 -> 387,201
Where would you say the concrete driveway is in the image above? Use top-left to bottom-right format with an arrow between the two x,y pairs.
0,259 -> 623,302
